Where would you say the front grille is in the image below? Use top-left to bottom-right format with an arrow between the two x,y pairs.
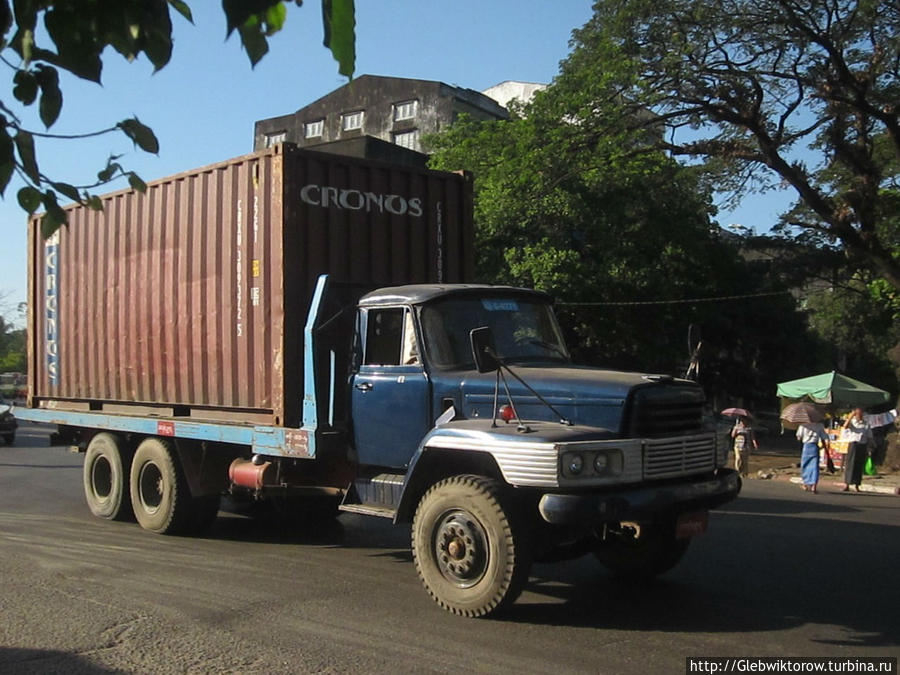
628,384 -> 705,437
644,433 -> 716,479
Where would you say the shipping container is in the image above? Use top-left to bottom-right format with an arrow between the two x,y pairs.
27,144 -> 474,427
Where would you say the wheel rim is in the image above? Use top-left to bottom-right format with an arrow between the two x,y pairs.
90,456 -> 113,501
433,509 -> 489,588
137,462 -> 164,514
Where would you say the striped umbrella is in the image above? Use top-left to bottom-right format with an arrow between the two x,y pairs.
780,402 -> 825,425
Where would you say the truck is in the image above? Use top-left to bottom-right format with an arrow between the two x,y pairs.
17,144 -> 740,617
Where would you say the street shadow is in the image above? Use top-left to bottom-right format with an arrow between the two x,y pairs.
0,647 -> 121,674
204,503 -> 412,551
501,498 -> 900,647
0,463 -> 80,470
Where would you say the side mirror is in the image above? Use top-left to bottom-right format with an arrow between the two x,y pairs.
470,326 -> 500,373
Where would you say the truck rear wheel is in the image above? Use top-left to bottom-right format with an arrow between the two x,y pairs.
411,475 -> 531,617
594,520 -> 690,579
130,437 -> 193,535
83,433 -> 133,521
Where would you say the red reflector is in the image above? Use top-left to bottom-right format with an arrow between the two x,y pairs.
499,405 -> 516,423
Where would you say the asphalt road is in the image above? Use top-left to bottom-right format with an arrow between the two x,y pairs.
1,423 -> 898,674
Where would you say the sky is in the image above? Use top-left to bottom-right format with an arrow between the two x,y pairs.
0,1 -> 793,319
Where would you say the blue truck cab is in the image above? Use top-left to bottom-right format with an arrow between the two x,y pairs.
315,276 -> 739,615
18,274 -> 740,618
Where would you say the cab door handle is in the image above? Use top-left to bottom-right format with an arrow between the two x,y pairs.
354,382 -> 373,392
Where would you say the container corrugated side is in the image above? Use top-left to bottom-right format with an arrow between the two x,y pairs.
28,149 -> 288,424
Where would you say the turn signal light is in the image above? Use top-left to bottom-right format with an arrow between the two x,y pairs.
499,404 -> 516,423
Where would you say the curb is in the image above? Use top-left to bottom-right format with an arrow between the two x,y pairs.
782,475 -> 900,496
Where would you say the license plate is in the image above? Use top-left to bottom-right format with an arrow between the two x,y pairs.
675,510 -> 709,539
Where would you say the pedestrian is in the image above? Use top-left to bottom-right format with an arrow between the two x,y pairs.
796,421 -> 830,493
841,407 -> 874,492
731,415 -> 757,477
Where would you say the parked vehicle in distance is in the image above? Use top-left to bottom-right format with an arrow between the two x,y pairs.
17,145 -> 740,616
0,398 -> 16,445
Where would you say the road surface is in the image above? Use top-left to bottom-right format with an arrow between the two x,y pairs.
1,423 -> 898,673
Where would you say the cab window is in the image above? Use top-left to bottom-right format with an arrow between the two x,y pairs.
364,309 -> 419,366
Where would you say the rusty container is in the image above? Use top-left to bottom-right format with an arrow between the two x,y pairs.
27,144 -> 474,427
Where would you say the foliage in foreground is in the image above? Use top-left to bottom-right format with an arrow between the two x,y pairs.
0,0 -> 355,237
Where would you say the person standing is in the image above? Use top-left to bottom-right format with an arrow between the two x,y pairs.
796,421 -> 830,493
731,415 -> 758,477
841,407 -> 874,492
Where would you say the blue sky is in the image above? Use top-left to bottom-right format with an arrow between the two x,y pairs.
0,1 -> 792,317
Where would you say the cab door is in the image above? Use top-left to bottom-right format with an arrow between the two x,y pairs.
351,307 -> 431,469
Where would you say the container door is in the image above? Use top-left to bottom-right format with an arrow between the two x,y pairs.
351,308 -> 430,469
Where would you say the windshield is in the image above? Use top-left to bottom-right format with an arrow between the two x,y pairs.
419,295 -> 570,370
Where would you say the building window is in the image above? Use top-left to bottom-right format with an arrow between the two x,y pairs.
393,129 -> 420,151
264,131 -> 286,147
341,110 -> 364,131
393,100 -> 418,121
304,119 -> 324,138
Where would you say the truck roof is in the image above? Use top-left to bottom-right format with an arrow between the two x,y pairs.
359,284 -> 552,307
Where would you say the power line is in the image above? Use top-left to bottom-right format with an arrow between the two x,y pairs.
557,290 -> 792,307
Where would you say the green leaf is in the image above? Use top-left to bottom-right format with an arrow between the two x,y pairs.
97,161 -> 122,183
322,0 -> 355,78
238,20 -> 269,66
86,195 -> 103,211
16,27 -> 34,64
168,0 -> 194,23
40,191 -> 67,239
13,70 -> 38,105
265,2 -> 287,34
127,172 -> 147,193
49,180 -> 79,203
17,186 -> 42,213
35,65 -> 62,127
0,126 -> 14,196
0,2 -> 12,38
42,7 -> 103,82
14,130 -> 39,183
223,0 -> 290,67
118,118 -> 159,154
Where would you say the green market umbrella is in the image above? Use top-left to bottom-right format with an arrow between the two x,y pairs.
776,371 -> 890,408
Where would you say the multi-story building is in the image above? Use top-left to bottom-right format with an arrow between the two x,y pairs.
253,74 -> 511,158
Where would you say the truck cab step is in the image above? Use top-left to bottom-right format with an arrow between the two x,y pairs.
340,473 -> 404,517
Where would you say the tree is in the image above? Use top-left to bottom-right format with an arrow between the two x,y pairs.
0,0 -> 356,237
427,88 -> 819,405
0,302 -> 25,373
563,0 -> 900,291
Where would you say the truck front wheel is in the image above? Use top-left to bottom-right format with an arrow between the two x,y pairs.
130,437 -> 193,535
411,475 -> 531,617
83,433 -> 133,521
594,520 -> 690,580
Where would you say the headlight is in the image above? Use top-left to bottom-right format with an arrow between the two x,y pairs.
561,448 -> 624,479
566,453 -> 584,476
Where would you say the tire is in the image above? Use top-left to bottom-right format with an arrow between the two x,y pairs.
2,432 -> 13,445
83,433 -> 134,521
411,475 -> 531,618
594,520 -> 690,580
129,437 -> 193,535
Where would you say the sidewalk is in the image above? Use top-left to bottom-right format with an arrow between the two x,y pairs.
735,451 -> 900,496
